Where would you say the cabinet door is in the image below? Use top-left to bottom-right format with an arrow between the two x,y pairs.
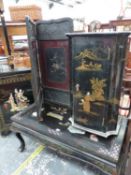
68,33 -> 129,137
26,17 -> 40,101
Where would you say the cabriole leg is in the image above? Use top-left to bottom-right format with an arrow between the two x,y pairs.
16,132 -> 25,152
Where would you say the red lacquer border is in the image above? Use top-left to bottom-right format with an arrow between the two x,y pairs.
38,40 -> 70,90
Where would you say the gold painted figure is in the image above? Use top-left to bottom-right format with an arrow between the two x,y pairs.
80,78 -> 106,113
82,92 -> 93,113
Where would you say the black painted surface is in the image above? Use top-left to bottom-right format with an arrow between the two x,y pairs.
67,32 -> 129,135
36,18 -> 73,40
11,103 -> 128,174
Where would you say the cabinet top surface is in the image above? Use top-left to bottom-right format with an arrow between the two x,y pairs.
66,31 -> 131,37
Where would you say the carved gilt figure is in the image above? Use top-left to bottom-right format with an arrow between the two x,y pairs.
15,89 -> 29,109
7,93 -> 19,112
7,89 -> 29,112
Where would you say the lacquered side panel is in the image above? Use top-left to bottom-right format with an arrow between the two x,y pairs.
26,17 -> 40,100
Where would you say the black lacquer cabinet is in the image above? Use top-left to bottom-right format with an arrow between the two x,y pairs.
11,17 -> 131,175
67,32 -> 129,137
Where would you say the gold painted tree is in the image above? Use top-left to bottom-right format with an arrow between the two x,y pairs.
90,78 -> 106,101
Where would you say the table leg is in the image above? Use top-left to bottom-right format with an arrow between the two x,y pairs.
16,132 -> 25,152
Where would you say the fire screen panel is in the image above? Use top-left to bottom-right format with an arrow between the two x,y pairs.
38,40 -> 70,91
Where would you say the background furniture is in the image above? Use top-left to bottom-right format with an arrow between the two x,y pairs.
0,21 -> 26,55
0,64 -> 33,135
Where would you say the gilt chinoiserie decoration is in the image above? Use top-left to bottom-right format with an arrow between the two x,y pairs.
67,32 -> 129,137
